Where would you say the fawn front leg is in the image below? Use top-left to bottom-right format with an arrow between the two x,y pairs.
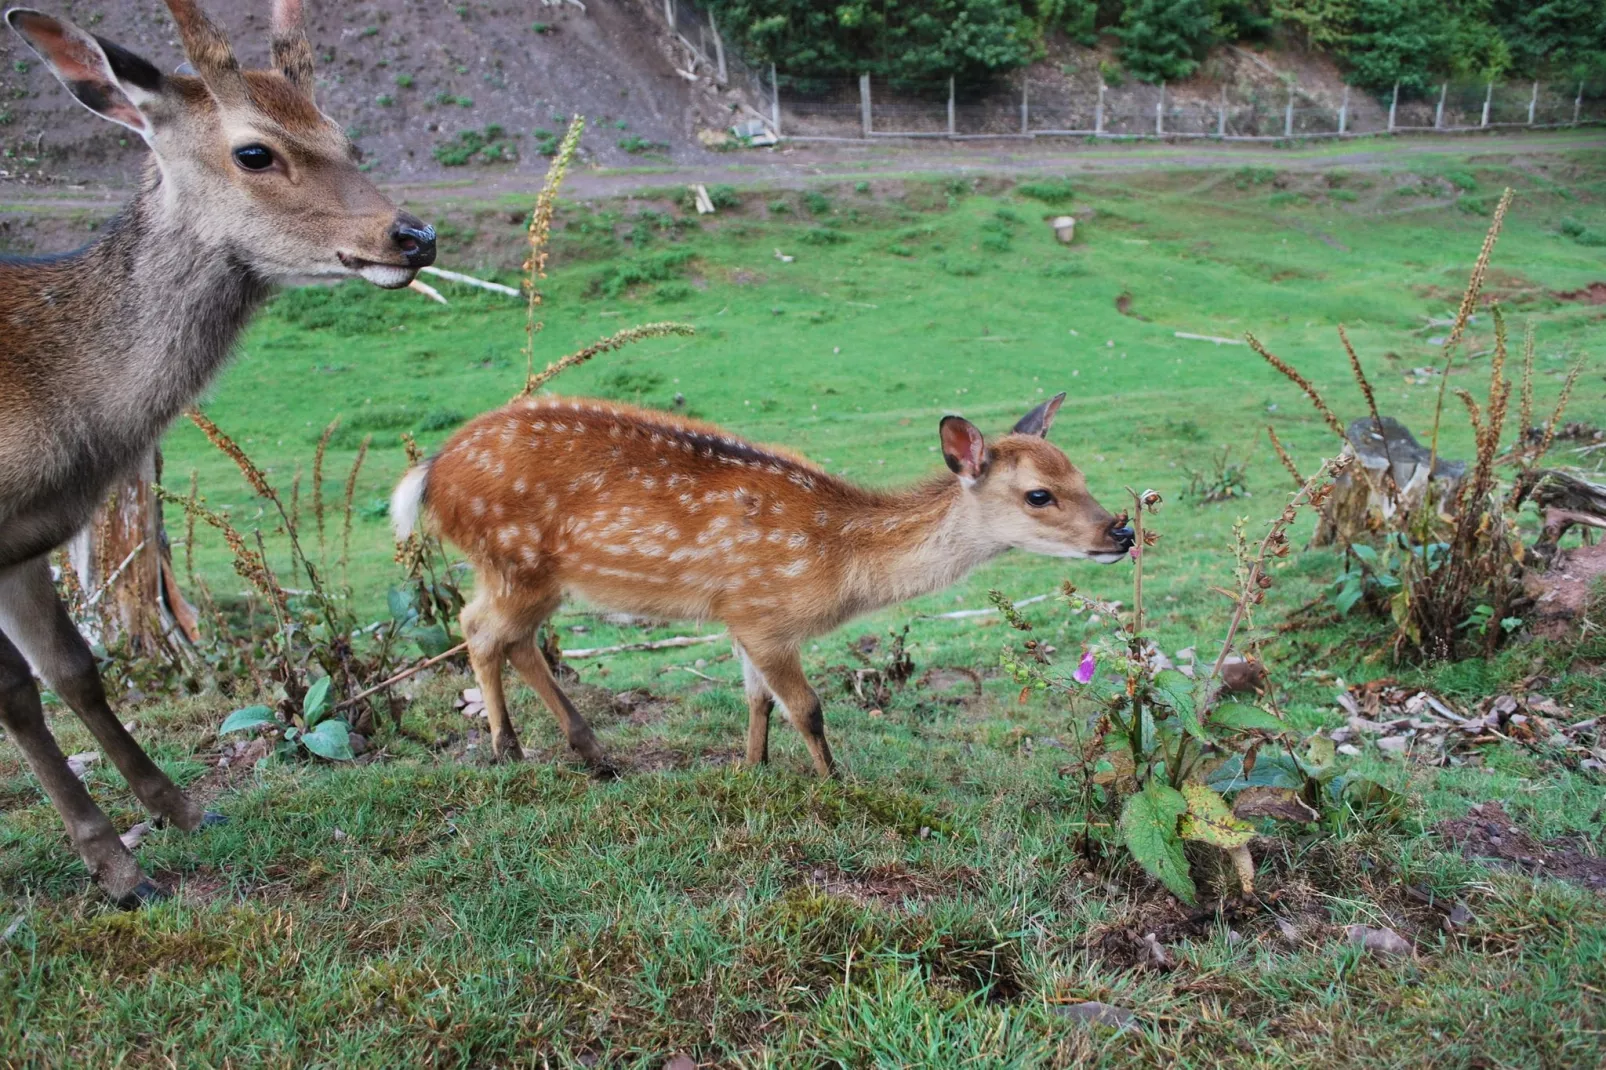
735,642 -> 773,768
743,645 -> 835,778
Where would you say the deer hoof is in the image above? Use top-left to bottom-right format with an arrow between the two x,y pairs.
113,878 -> 170,910
588,758 -> 621,781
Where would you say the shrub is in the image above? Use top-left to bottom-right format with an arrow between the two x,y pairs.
803,190 -> 832,215
432,126 -> 517,166
1117,0 -> 1218,83
618,135 -> 670,155
799,227 -> 848,245
587,249 -> 695,298
1015,178 -> 1075,203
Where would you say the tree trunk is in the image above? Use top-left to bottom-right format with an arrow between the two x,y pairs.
65,449 -> 199,658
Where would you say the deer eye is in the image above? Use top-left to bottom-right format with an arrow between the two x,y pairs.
232,144 -> 275,171
1025,489 -> 1055,508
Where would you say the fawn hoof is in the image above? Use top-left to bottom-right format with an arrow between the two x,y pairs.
493,742 -> 525,763
588,757 -> 621,781
112,878 -> 170,910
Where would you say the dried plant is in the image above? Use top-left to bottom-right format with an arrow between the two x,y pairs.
523,116 -> 584,385
522,322 -> 698,397
1267,425 -> 1303,488
312,418 -> 338,556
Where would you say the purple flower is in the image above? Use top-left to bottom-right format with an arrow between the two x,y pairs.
1074,650 -> 1097,685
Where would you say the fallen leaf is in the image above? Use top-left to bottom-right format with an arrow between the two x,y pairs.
1276,918 -> 1302,944
1447,901 -> 1474,928
119,822 -> 151,850
1376,735 -> 1411,754
663,1055 -> 697,1070
1345,924 -> 1414,958
66,752 -> 99,780
1055,1001 -> 1136,1029
1141,931 -> 1175,970
1233,786 -> 1320,823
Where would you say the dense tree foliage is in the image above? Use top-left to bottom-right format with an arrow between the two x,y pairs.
704,0 -> 1606,86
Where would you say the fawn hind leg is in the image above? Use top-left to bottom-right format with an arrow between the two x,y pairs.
734,642 -> 774,768
461,584 -> 547,762
0,558 -> 211,833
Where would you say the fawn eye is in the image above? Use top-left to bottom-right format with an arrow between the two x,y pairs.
1025,489 -> 1055,508
232,144 -> 275,171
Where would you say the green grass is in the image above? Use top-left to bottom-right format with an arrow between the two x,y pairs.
4,147 -> 1606,1065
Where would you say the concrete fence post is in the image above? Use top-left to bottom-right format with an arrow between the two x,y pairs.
1284,82 -> 1294,137
1434,82 -> 1446,129
1217,85 -> 1227,137
860,74 -> 872,138
1020,79 -> 1029,135
1481,81 -> 1492,127
947,76 -> 956,138
1095,82 -> 1105,135
1577,80 -> 1586,125
1338,85 -> 1349,135
1156,82 -> 1165,136
770,63 -> 781,136
1388,81 -> 1399,132
1528,81 -> 1538,124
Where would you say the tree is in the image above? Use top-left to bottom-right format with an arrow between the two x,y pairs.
1341,0 -> 1447,92
1117,0 -> 1219,83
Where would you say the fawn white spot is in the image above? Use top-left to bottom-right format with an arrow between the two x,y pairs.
513,477 -> 527,495
779,558 -> 810,578
470,498 -> 486,517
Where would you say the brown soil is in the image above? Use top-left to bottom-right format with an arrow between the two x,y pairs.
1524,539 -> 1606,640
1437,802 -> 1606,893
1554,282 -> 1606,305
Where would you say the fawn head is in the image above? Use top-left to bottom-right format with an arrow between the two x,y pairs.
940,393 -> 1134,564
6,0 -> 435,287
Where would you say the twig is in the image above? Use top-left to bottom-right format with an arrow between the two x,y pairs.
84,541 -> 146,608
923,593 -> 1049,620
564,633 -> 727,658
1174,332 -> 1244,346
419,265 -> 520,297
334,641 -> 469,711
408,278 -> 448,305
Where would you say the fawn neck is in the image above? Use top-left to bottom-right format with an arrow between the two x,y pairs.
836,478 -> 1006,617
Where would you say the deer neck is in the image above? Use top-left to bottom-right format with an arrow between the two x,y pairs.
840,478 -> 1007,614
70,171 -> 273,440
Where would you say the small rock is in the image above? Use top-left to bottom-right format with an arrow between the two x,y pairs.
1276,918 -> 1302,944
1140,932 -> 1175,970
1447,901 -> 1474,928
1337,743 -> 1363,756
663,1055 -> 696,1070
66,752 -> 99,780
333,827 -> 347,842
1055,1001 -> 1135,1029
918,826 -> 932,840
694,658 -> 707,669
1345,924 -> 1413,958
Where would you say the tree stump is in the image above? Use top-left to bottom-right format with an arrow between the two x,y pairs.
1312,417 -> 1466,547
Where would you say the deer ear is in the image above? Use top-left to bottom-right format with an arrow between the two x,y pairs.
940,416 -> 990,485
6,9 -> 161,139
1012,392 -> 1066,438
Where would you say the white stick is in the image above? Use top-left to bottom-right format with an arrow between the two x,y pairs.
85,541 -> 146,608
1174,332 -> 1244,346
408,278 -> 448,305
419,266 -> 521,297
564,633 -> 728,658
925,593 -> 1049,620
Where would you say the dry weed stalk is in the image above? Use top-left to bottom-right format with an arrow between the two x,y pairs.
156,483 -> 290,622
522,323 -> 698,397
312,418 -> 338,556
340,435 -> 371,589
1267,426 -> 1303,488
1244,334 -> 1346,440
522,117 -> 584,385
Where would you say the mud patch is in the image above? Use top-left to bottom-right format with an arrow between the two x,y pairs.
1437,802 -> 1606,893
1554,281 -> 1606,305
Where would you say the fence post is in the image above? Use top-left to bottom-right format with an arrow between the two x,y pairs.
1434,82 -> 1446,129
1218,85 -> 1227,137
1528,81 -> 1538,124
707,7 -> 726,84
770,64 -> 781,137
1021,79 -> 1029,135
947,76 -> 956,138
1481,81 -> 1491,127
1388,81 -> 1398,132
1156,81 -> 1164,136
1284,81 -> 1294,137
860,74 -> 872,138
1337,85 -> 1348,135
1577,80 -> 1586,125
663,0 -> 673,31
1095,82 -> 1105,136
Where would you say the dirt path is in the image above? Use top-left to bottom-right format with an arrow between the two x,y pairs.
4,130 -> 1601,217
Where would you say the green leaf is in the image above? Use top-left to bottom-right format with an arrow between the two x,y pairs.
301,718 -> 355,761
219,705 -> 276,734
1334,578 -> 1364,615
387,587 -> 414,623
1328,774 -> 1403,815
1208,702 -> 1288,733
1178,783 -> 1256,848
1301,735 -> 1337,781
1350,544 -> 1379,566
1119,780 -> 1194,904
407,621 -> 452,657
302,677 -> 333,724
1207,751 -> 1305,792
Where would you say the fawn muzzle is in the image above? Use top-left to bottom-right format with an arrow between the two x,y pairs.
389,214 -> 436,267
1110,523 -> 1136,551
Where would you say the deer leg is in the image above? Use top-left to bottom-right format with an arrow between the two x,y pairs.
0,627 -> 159,906
506,630 -> 614,777
745,646 -> 835,778
461,591 -> 524,762
735,642 -> 773,768
0,559 -> 209,832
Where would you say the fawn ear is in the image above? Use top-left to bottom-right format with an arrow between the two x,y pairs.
1012,392 -> 1066,438
940,416 -> 990,485
6,9 -> 162,140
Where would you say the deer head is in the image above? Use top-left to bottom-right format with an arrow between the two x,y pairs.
5,0 -> 434,287
940,392 -> 1135,564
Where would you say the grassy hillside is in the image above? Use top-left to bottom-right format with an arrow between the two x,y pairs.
2,145 -> 1604,1065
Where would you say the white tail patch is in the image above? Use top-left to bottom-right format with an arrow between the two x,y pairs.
391,463 -> 431,540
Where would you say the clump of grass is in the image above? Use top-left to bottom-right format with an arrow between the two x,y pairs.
587,249 -> 695,298
432,125 -> 516,166
618,135 -> 669,155
1014,178 -> 1075,204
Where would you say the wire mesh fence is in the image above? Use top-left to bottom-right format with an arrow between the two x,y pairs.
641,0 -> 1604,143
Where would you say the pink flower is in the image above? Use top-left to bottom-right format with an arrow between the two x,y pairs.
1074,650 -> 1097,685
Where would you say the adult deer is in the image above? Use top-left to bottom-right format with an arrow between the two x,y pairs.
0,1 -> 435,905
392,393 -> 1132,778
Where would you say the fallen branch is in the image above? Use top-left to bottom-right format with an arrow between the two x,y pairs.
564,633 -> 728,658
84,541 -> 146,608
408,278 -> 448,305
1175,332 -> 1245,346
419,265 -> 521,298
335,641 -> 468,711
924,593 -> 1049,620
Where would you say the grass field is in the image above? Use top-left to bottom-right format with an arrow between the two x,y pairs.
3,142 -> 1605,1066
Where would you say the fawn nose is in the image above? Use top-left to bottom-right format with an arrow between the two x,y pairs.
1110,523 -> 1136,550
389,213 -> 436,267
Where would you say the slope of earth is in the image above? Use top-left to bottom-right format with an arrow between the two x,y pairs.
0,0 -> 710,184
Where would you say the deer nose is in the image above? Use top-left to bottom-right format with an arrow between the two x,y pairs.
1110,523 -> 1136,550
389,213 -> 436,267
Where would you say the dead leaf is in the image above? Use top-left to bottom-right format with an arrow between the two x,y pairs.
1447,901 -> 1474,929
1140,932 -> 1175,970
1055,1001 -> 1136,1029
1345,924 -> 1414,958
1233,786 -> 1320,823
663,1056 -> 697,1070
1276,918 -> 1302,945
1376,735 -> 1411,754
66,751 -> 99,779
119,822 -> 151,850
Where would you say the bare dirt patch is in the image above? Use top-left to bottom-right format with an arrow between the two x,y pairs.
1554,281 -> 1606,305
1437,802 -> 1606,894
802,861 -> 976,908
